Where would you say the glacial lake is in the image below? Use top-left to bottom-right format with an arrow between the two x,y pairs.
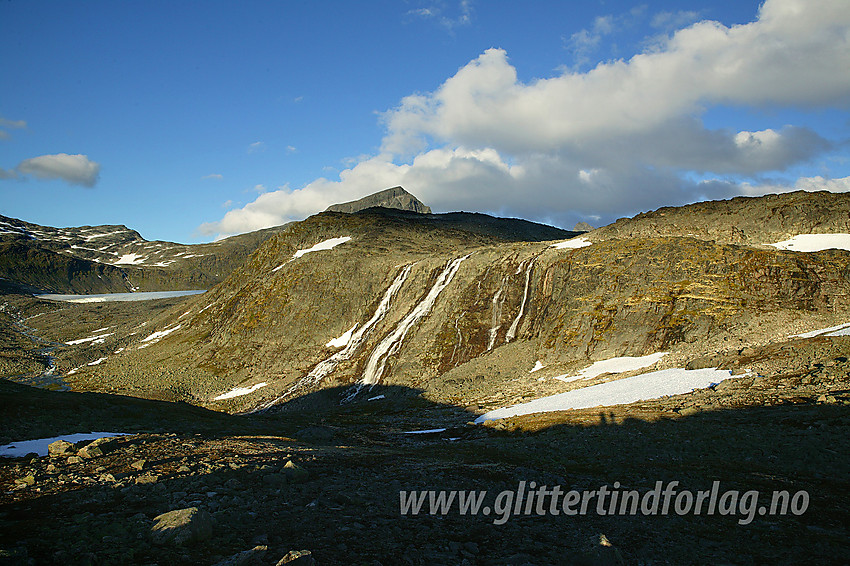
35,290 -> 206,303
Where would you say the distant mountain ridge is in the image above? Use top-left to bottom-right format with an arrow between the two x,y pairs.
325,186 -> 432,214
0,214 -> 286,294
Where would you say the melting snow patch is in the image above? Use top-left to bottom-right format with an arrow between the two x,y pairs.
141,325 -> 182,343
66,332 -> 114,345
87,357 -> 107,366
572,352 -> 668,380
768,234 -> 850,252
1,432 -> 130,458
293,236 -> 351,259
530,361 -> 545,373
113,253 -> 147,265
402,428 -> 447,434
326,324 -> 357,348
551,237 -> 592,250
213,382 -> 268,401
475,367 -> 743,422
791,322 -> 850,339
368,395 -> 386,401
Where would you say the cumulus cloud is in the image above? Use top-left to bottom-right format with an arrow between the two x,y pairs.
15,153 -> 100,187
200,0 -> 850,238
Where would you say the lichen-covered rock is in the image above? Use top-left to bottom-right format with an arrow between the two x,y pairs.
151,507 -> 213,545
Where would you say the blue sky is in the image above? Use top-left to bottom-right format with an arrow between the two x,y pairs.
1,0 -> 848,243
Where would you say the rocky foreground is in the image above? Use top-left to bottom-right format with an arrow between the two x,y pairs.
1,365 -> 849,565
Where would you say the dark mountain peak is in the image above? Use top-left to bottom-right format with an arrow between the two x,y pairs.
325,186 -> 432,214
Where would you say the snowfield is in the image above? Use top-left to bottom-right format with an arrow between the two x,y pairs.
768,234 -> 850,252
551,352 -> 668,382
213,382 -> 268,401
550,237 -> 592,249
475,367 -> 743,422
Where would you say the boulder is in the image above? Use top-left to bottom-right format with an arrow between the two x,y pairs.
151,507 -> 214,545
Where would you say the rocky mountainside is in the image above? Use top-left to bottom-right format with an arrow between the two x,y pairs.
0,214 -> 286,294
3,191 -> 850,564
325,186 -> 432,214
52,192 -> 850,418
592,190 -> 850,246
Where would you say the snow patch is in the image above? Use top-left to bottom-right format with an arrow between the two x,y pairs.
87,357 -> 107,366
768,234 -> 850,252
293,236 -> 351,259
140,324 -> 182,344
402,428 -> 447,435
575,352 -> 668,380
113,253 -> 147,265
326,324 -> 358,348
550,237 -> 592,249
476,367 -> 743,422
791,322 -> 850,339
66,332 -> 114,345
214,382 -> 268,401
530,361 -> 545,373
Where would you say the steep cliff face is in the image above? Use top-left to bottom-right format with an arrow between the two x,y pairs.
63,197 -> 850,413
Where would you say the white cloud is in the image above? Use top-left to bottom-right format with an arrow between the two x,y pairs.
0,116 -> 27,141
200,0 -> 850,238
247,141 -> 265,153
16,153 -> 100,187
407,1 -> 474,31
651,10 -> 702,31
0,168 -> 17,180
249,184 -> 268,194
202,173 -> 223,180
738,175 -> 850,196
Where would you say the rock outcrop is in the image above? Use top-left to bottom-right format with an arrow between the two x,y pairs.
325,186 -> 432,214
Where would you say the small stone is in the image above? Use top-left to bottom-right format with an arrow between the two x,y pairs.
276,550 -> 315,565
131,459 -> 147,471
213,545 -> 268,566
135,473 -> 159,485
151,507 -> 214,545
178,465 -> 191,473
67,456 -> 82,464
15,474 -> 35,486
283,460 -> 309,484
